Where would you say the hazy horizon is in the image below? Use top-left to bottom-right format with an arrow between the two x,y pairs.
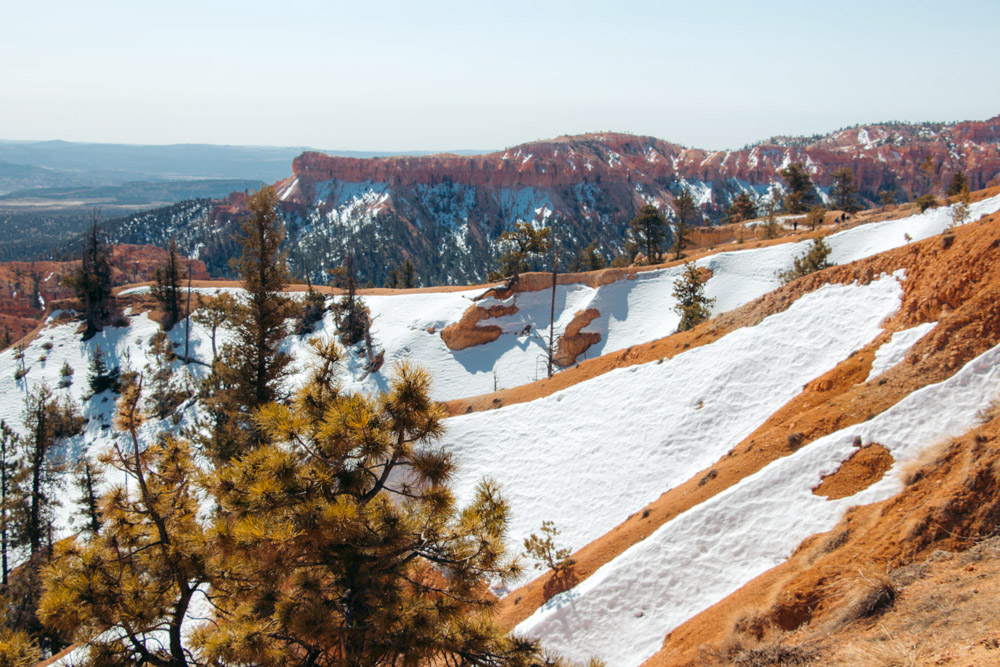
3,0 -> 999,153
0,106 -> 996,156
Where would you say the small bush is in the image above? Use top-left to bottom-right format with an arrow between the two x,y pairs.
295,288 -> 327,336
731,642 -> 817,666
915,193 -> 938,212
779,237 -> 834,284
524,520 -> 575,573
838,571 -> 897,623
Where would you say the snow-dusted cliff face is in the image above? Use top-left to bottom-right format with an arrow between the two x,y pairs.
104,117 -> 1000,285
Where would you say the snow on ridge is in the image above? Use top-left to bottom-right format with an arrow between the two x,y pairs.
517,323 -> 1000,667
866,322 -> 937,381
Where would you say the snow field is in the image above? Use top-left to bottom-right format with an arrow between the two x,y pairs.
867,322 -> 937,381
515,336 -> 1000,666
441,275 -> 904,562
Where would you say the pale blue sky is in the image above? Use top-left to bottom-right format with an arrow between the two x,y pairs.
2,0 -> 998,152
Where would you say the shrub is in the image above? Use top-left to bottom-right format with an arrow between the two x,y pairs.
915,193 -> 938,212
673,262 -> 716,332
779,237 -> 835,284
524,520 -> 575,572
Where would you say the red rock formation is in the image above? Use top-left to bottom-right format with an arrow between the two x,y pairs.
554,308 -> 602,367
281,116 -> 1000,210
440,302 -> 519,351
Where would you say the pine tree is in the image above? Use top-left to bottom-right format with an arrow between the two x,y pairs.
201,361 -> 545,666
65,212 -> 114,340
950,185 -> 972,228
331,253 -> 371,346
673,262 -> 716,332
727,191 -> 757,223
145,330 -> 188,419
73,459 -> 101,537
0,422 -> 28,587
294,284 -> 327,336
490,221 -> 552,285
21,385 -> 80,558
39,380 -> 211,667
573,241 -> 604,272
388,257 -> 417,289
761,198 -> 782,240
780,163 -> 817,214
946,171 -> 969,197
778,236 -> 835,284
831,167 -> 859,212
13,385 -> 80,652
151,238 -> 183,330
672,191 -> 696,260
192,291 -> 235,362
879,189 -> 897,211
524,521 -> 574,573
205,186 -> 294,460
807,206 -> 826,231
628,204 -> 667,265
227,185 -> 293,408
918,155 -> 936,196
87,344 -> 120,397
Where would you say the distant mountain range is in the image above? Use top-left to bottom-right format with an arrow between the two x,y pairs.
0,139 -> 491,192
96,115 -> 1000,286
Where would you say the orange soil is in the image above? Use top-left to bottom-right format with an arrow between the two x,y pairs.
649,416 -> 1000,666
495,208 -> 1000,634
554,308 -> 602,367
812,444 -> 894,501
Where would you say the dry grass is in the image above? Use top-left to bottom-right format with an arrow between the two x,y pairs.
700,611 -> 818,666
975,397 -> 1000,424
837,633 -> 928,667
899,438 -> 953,486
826,570 -> 897,631
847,571 -> 898,620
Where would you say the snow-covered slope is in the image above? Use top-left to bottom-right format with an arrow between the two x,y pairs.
515,332 -> 1000,666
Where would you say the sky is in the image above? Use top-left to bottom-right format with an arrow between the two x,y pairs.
2,0 -> 999,153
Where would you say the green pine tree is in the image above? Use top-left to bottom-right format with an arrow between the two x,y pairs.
778,236 -> 835,284
151,238 -> 183,330
673,262 -> 716,332
672,191 -> 697,260
780,163 -> 817,214
727,191 -> 757,223
628,204 -> 667,265
831,167 -> 859,212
